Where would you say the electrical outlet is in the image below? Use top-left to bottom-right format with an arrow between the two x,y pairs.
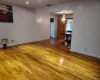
11,40 -> 14,42
85,47 -> 87,51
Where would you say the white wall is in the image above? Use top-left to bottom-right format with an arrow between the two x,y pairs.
71,2 -> 100,58
0,6 -> 58,47
0,6 -> 37,47
35,13 -> 58,39
36,1 -> 100,58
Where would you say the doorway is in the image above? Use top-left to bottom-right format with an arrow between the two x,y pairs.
50,18 -> 55,39
64,18 -> 73,47
50,18 -> 55,44
57,14 -> 73,49
65,18 -> 73,33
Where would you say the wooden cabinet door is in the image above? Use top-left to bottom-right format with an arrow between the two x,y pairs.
57,16 -> 66,40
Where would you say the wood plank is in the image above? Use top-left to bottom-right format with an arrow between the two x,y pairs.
0,40 -> 100,80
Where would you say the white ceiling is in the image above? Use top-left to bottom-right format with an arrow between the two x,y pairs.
0,0 -> 99,9
0,0 -> 79,9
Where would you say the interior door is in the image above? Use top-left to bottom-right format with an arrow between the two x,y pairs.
57,16 -> 66,40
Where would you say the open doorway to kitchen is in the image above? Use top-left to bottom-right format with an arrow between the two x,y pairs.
56,10 -> 74,49
64,18 -> 73,48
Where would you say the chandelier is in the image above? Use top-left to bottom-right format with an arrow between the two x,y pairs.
61,10 -> 66,23
61,14 -> 66,23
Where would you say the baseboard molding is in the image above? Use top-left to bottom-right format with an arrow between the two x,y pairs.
2,39 -> 99,60
70,51 -> 100,60
0,38 -> 50,49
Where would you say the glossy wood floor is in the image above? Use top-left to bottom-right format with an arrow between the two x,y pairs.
0,39 -> 100,80
34,39 -> 69,52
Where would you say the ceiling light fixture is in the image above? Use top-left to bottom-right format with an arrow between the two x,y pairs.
61,15 -> 66,23
61,10 -> 66,23
26,1 -> 29,5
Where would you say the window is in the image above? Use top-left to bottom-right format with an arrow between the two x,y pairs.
65,19 -> 73,31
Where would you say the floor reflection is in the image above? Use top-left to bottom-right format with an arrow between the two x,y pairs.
59,57 -> 64,65
49,38 -> 69,52
50,38 -> 54,44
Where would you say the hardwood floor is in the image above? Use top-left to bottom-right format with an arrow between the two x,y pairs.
0,39 -> 100,80
33,39 -> 69,52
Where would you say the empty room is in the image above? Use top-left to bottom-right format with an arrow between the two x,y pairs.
0,0 -> 100,80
